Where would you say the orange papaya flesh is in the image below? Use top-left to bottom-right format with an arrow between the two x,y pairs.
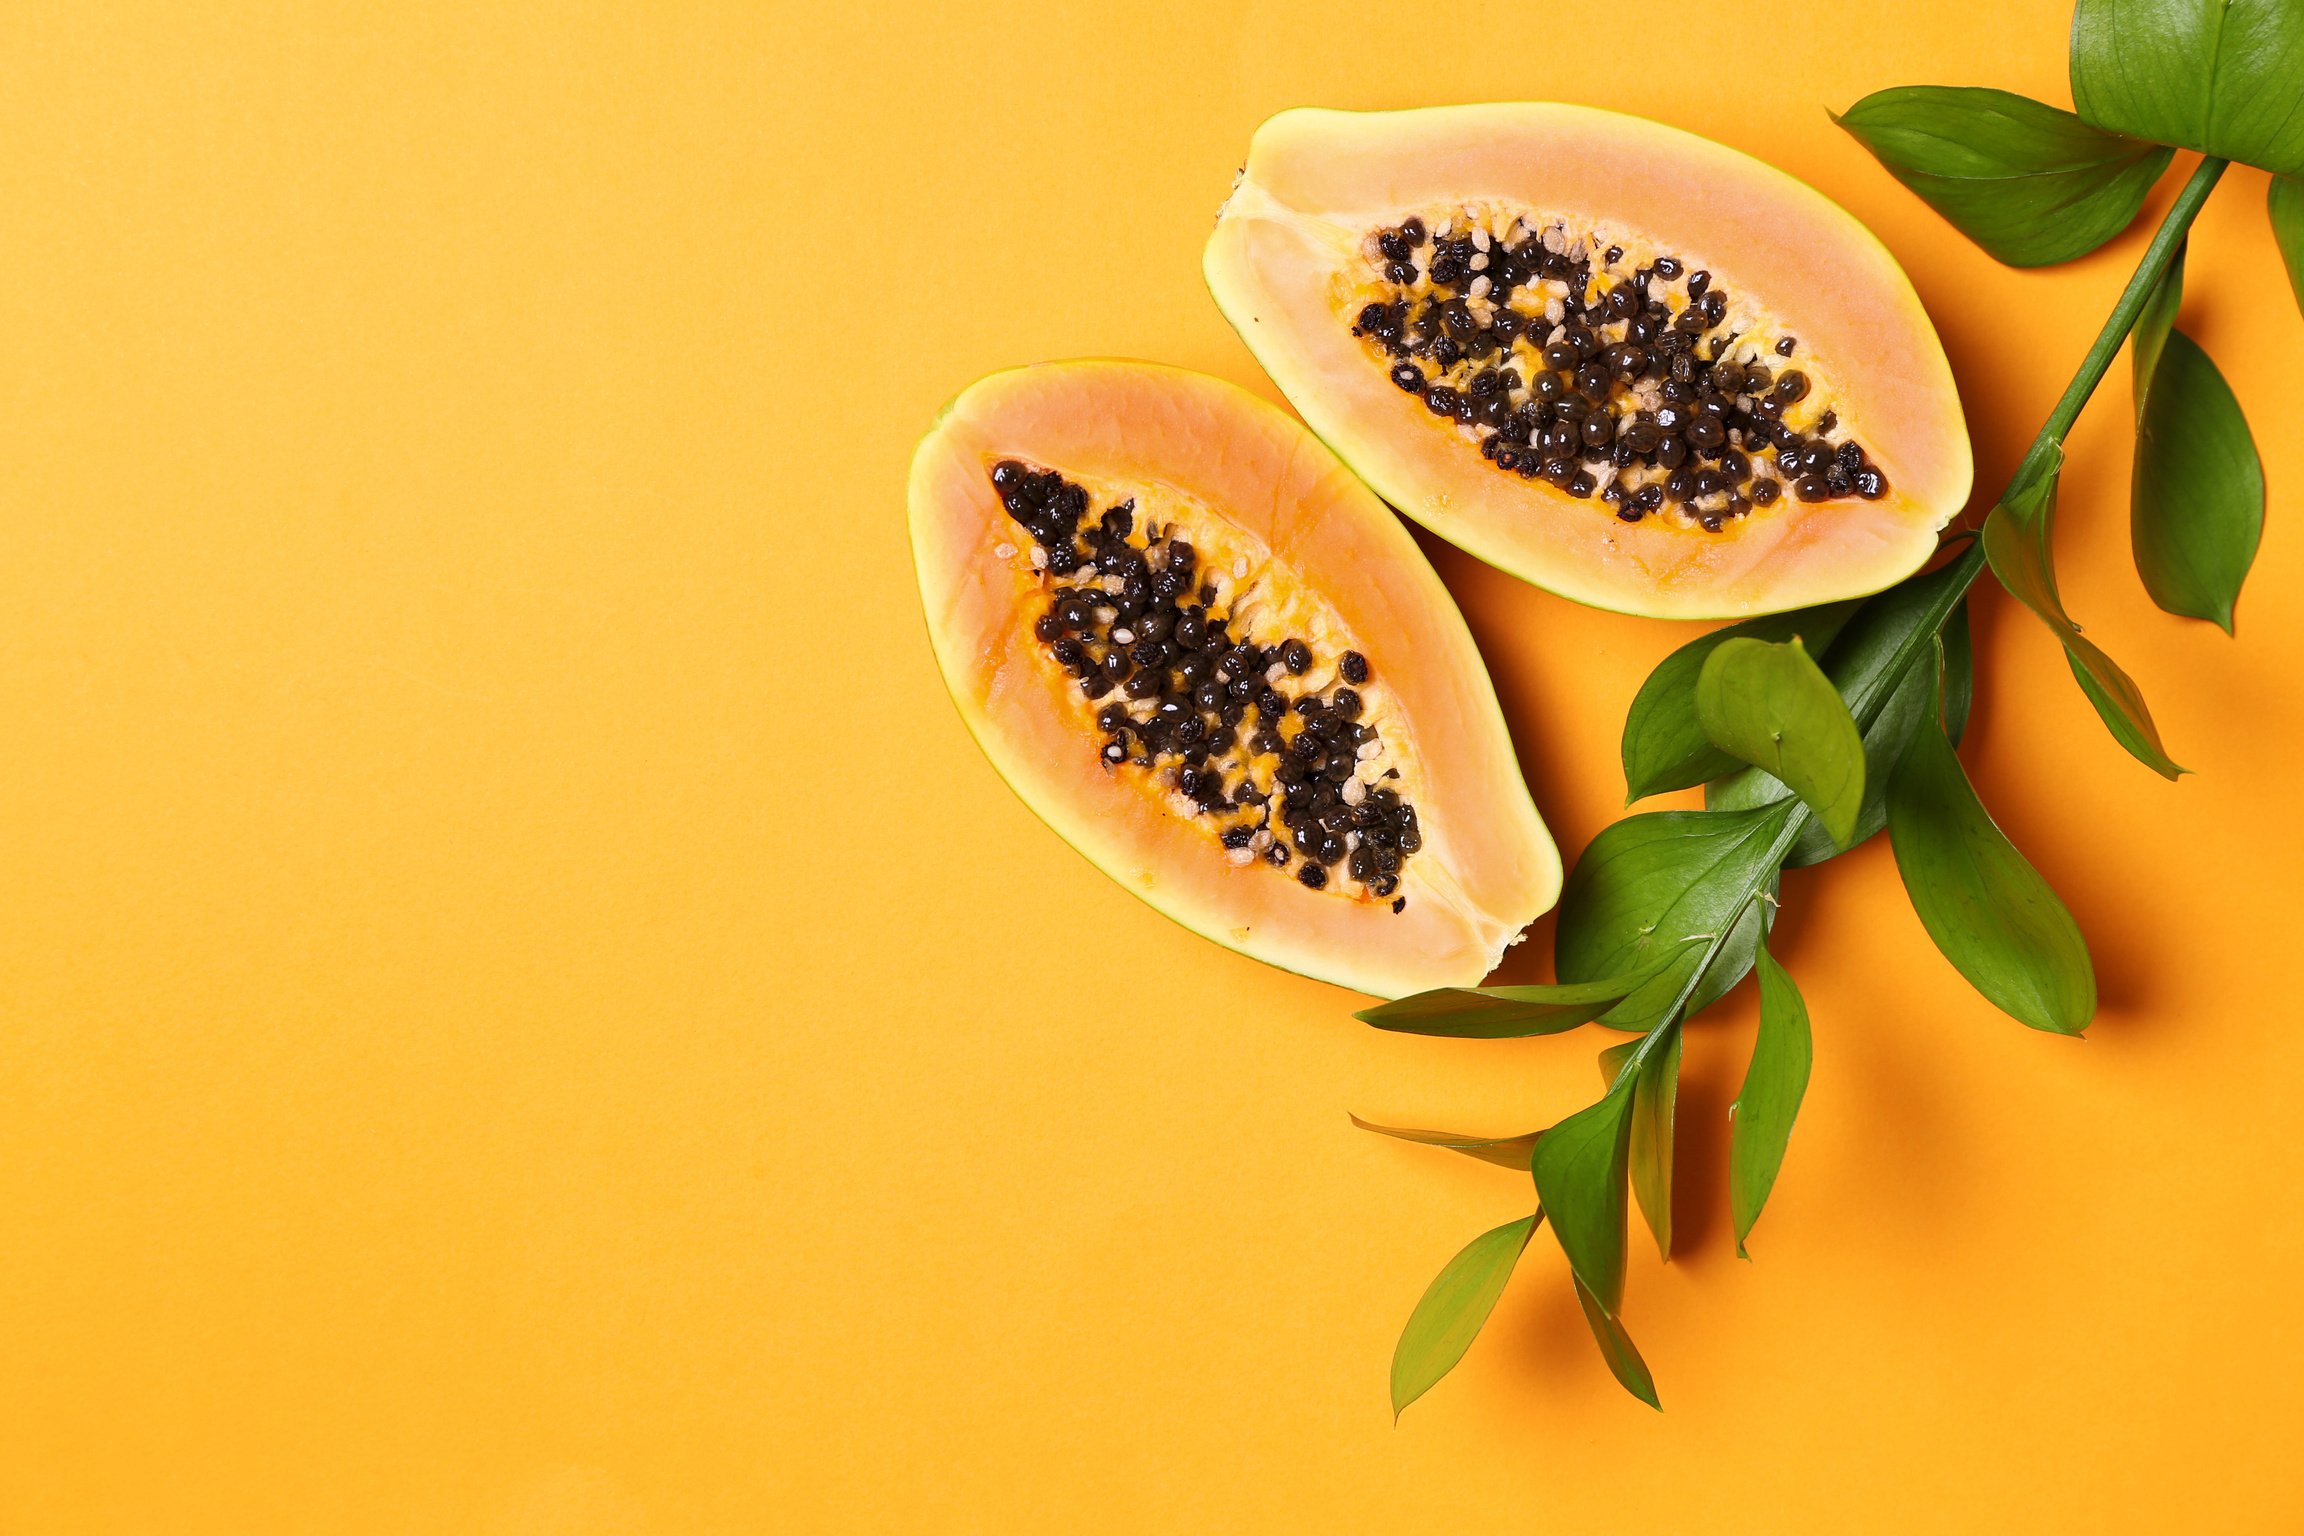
909,360 -> 1558,998
1205,104 -> 1974,619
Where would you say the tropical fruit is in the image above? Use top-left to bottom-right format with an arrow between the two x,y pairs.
909,360 -> 1558,997
1205,103 -> 1973,619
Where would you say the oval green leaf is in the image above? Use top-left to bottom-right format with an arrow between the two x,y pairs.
1621,600 -> 1856,802
1530,1085 -> 1634,1315
1356,971 -> 1659,1038
1390,1212 -> 1540,1419
1555,803 -> 1796,1030
2274,176 -> 2304,317
1696,637 -> 1867,848
1885,661 -> 2098,1034
1833,85 -> 2173,265
2133,329 -> 2266,631
1349,1115 -> 1539,1173
1981,455 -> 2185,777
1573,1274 -> 1661,1410
1730,945 -> 1814,1259
2071,0 -> 2304,178
1709,591 -> 1975,868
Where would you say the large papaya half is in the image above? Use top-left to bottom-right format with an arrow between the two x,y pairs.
909,360 -> 1558,997
1205,104 -> 1973,619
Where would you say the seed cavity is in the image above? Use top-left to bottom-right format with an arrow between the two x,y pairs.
1347,210 -> 1890,530
990,459 -> 1420,907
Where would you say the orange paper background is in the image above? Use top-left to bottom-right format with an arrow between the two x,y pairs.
3,2 -> 2300,1529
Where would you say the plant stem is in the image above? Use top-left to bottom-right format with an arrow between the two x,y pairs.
2008,155 -> 2228,495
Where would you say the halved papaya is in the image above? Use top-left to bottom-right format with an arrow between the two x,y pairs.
1205,104 -> 1973,619
909,360 -> 1558,997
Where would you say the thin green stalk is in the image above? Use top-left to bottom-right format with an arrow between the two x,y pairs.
2009,155 -> 2228,493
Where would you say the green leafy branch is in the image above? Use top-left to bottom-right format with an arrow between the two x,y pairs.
1357,0 -> 2304,1414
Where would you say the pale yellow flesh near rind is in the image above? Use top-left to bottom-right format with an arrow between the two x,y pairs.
1205,103 -> 1974,620
908,359 -> 1559,998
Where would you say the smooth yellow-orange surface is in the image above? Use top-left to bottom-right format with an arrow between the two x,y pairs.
2,2 -> 2299,1530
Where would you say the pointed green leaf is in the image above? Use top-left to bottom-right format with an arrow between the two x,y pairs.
1730,945 -> 1814,1258
1886,655 -> 2098,1034
1941,596 -> 1975,749
1390,1212 -> 1540,1418
2132,330 -> 2265,631
1357,971 -> 1659,1038
2071,0 -> 2304,178
1696,638 -> 1867,847
2128,242 -> 2260,629
1350,1114 -> 1539,1173
1598,1030 -> 1681,1261
1621,600 -> 1857,801
2273,176 -> 2304,318
1982,454 -> 2185,777
1833,86 -> 2173,265
1531,1085 -> 1634,1314
1555,802 -> 1796,1030
1573,1275 -> 1661,1409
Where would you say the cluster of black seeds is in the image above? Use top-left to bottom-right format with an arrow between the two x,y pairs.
993,459 -> 1419,907
1350,213 -> 1888,531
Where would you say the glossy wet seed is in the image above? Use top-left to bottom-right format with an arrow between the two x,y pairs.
1348,214 -> 1888,529
989,459 -> 1420,909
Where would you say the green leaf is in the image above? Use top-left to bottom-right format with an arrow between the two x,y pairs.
1530,1085 -> 1634,1314
1687,872 -> 1776,1018
1833,86 -> 2173,265
2132,240 -> 2186,408
2274,176 -> 2304,317
1598,1030 -> 1682,1262
1982,454 -> 2186,777
1350,1114 -> 1540,1173
1554,802 -> 1797,1030
1595,866 -> 1777,1025
1885,653 -> 2098,1034
2071,0 -> 2304,178
1729,945 -> 1814,1259
1620,601 -> 1857,801
2133,330 -> 2266,631
1851,590 -> 1977,783
1941,597 -> 1975,749
1356,971 -> 1660,1038
1696,638 -> 1867,848
1390,1212 -> 1540,1418
1573,1275 -> 1662,1409
1709,577 -> 1978,867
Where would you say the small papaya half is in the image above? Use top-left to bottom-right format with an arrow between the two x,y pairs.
1205,104 -> 1973,619
909,360 -> 1558,997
